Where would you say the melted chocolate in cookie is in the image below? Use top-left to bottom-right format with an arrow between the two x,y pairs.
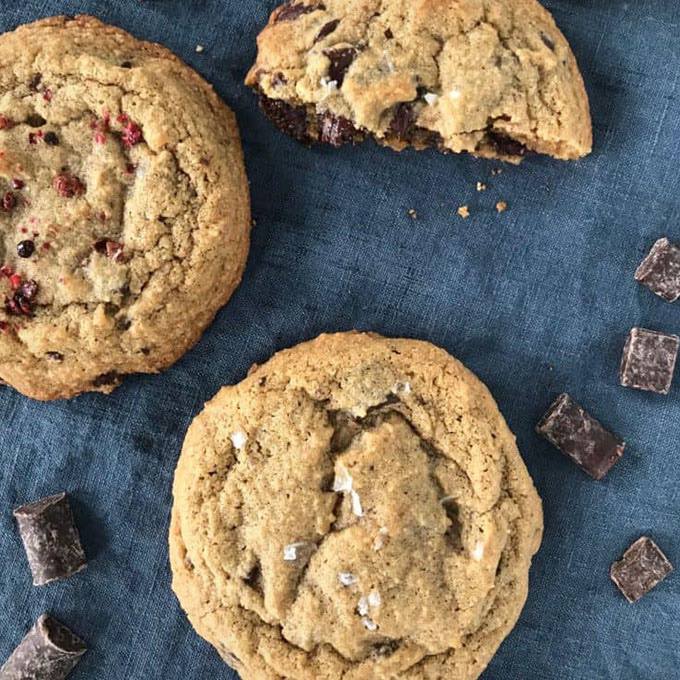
258,94 -> 311,143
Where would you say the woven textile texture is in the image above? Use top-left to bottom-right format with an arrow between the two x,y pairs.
0,1 -> 678,678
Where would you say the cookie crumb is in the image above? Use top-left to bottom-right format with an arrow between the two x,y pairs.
407,208 -> 418,220
195,44 -> 205,53
457,205 -> 470,219
476,182 -> 487,192
492,168 -> 503,176
495,200 -> 508,213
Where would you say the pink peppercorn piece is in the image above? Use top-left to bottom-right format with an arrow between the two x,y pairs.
1,192 -> 16,212
94,239 -> 127,263
53,173 -> 85,198
117,114 -> 143,148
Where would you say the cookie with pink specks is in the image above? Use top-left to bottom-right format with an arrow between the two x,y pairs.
0,16 -> 250,400
170,332 -> 543,680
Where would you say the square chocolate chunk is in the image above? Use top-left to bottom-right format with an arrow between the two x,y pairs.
619,327 -> 679,395
14,492 -> 87,586
536,393 -> 625,480
635,237 -> 680,302
610,537 -> 673,603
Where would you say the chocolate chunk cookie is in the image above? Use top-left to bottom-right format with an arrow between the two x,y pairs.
170,332 -> 543,680
246,0 -> 592,162
0,16 -> 250,400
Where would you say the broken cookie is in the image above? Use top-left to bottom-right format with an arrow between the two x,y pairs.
246,0 -> 592,161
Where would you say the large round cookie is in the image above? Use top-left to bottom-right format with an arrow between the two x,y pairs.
170,332 -> 543,680
0,16 -> 250,400
246,0 -> 592,162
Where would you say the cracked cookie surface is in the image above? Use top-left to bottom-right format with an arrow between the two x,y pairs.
0,16 -> 251,400
246,0 -> 592,161
170,332 -> 543,680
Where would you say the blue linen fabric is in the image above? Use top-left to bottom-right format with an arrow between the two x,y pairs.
0,0 -> 678,678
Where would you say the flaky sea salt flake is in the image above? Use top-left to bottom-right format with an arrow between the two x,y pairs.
367,590 -> 381,608
338,572 -> 357,587
283,542 -> 307,561
472,541 -> 485,561
362,617 -> 378,631
332,465 -> 353,493
373,527 -> 389,551
230,431 -> 247,450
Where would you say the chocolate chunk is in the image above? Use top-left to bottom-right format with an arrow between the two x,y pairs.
92,371 -> 120,387
634,237 -> 680,302
536,393 -> 625,480
324,47 -> 357,87
0,614 -> 86,679
318,112 -> 360,146
43,131 -> 59,146
13,492 -> 87,586
274,2 -> 325,22
610,537 -> 673,603
26,114 -> 47,128
16,240 -> 35,258
28,74 -> 42,92
619,327 -> 679,395
486,131 -> 527,158
388,102 -> 417,140
315,19 -> 340,43
271,72 -> 287,87
258,94 -> 311,143
384,28 -> 394,40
